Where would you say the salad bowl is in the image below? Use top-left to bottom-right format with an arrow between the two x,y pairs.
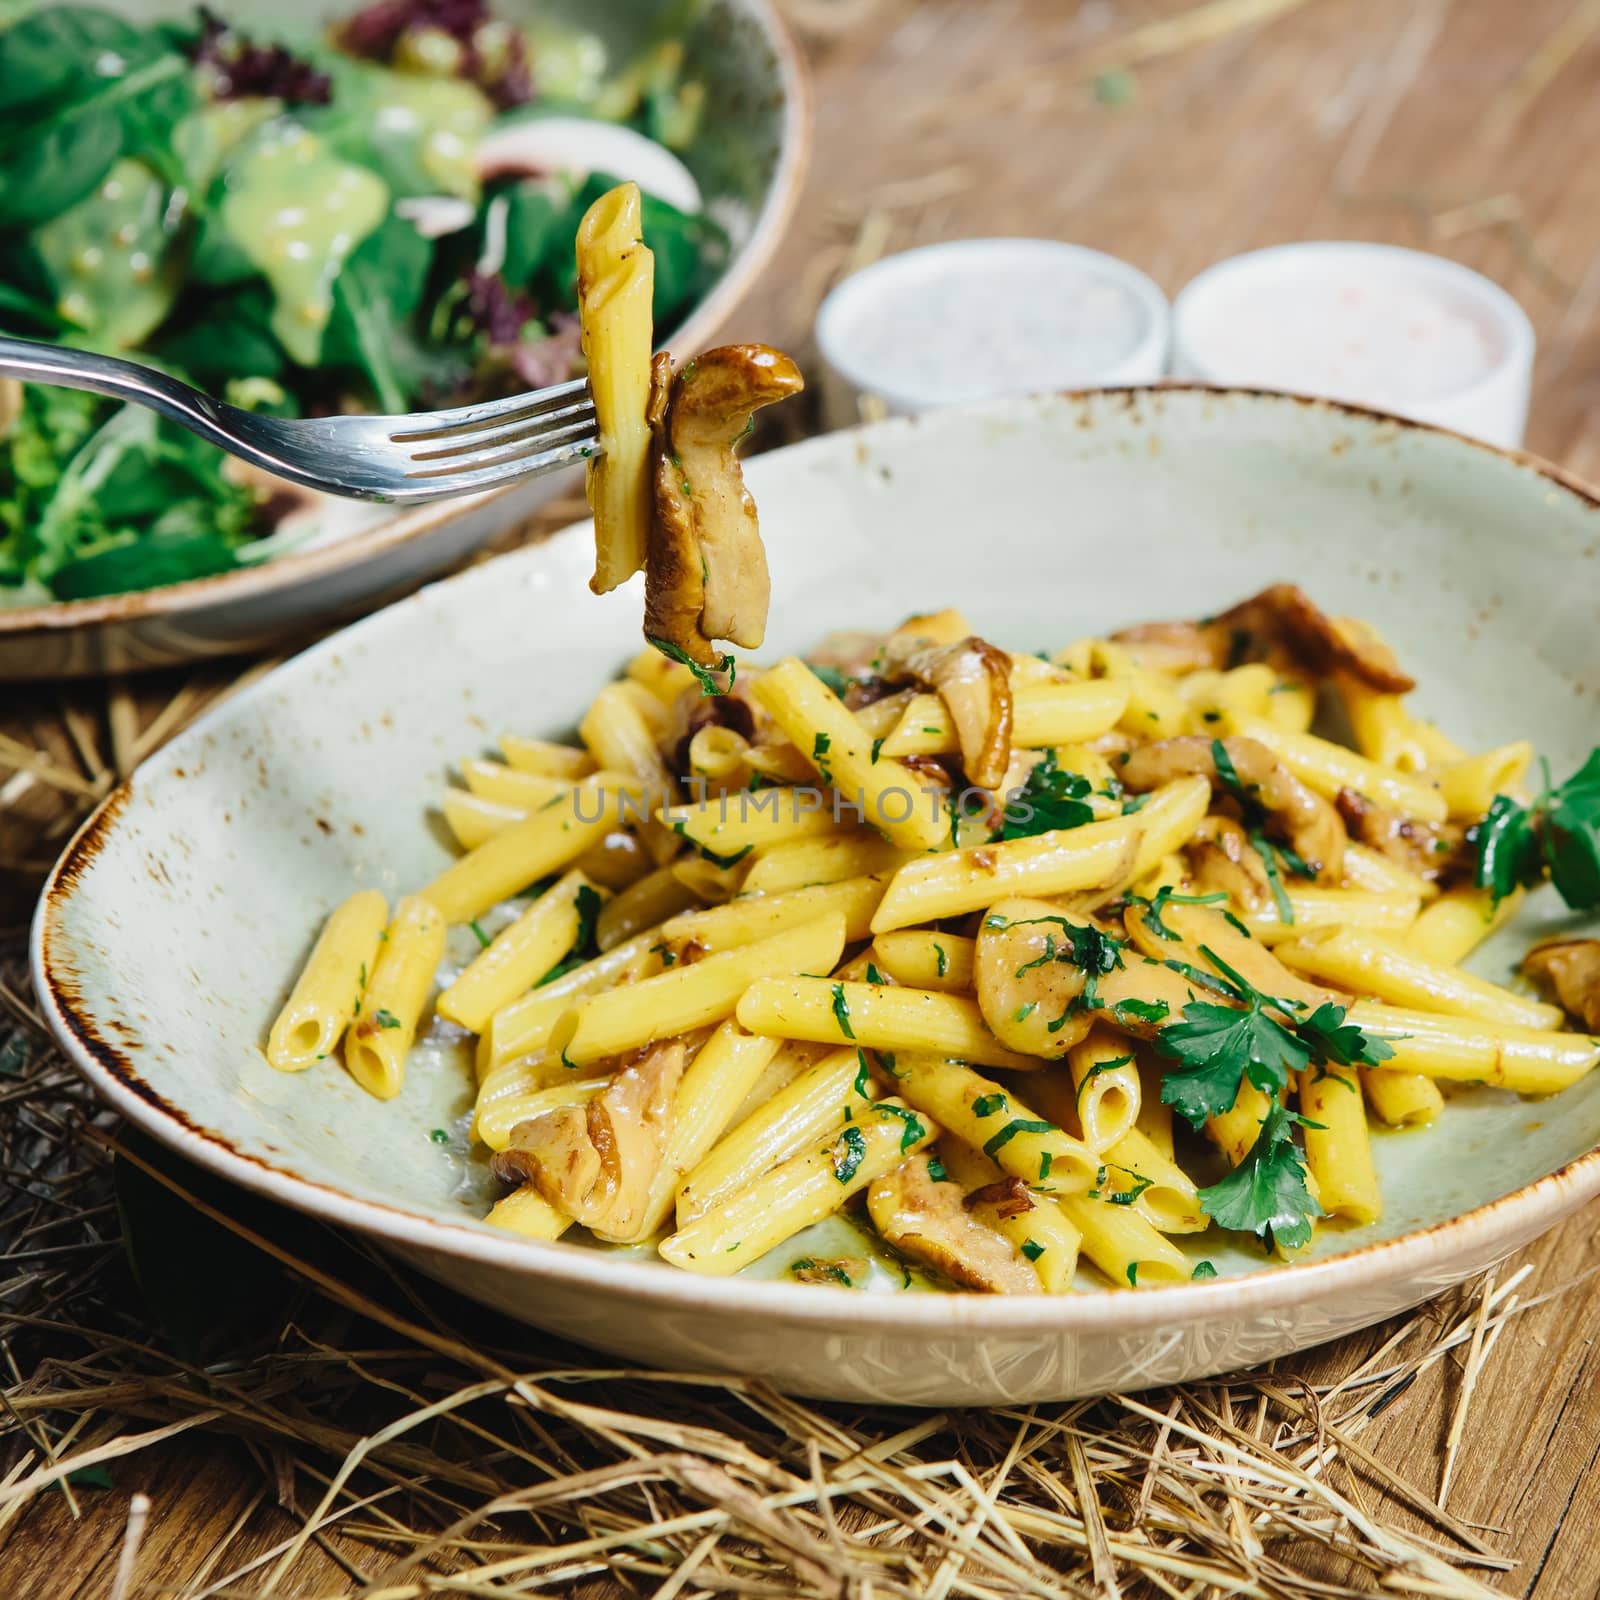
0,0 -> 807,679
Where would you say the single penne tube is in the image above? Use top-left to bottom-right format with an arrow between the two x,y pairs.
442,789 -> 527,851
677,1044 -> 874,1222
615,677 -> 672,735
736,978 -> 1040,1072
267,888 -> 389,1072
869,930 -> 976,993
939,1139 -> 1082,1291
1336,674 -> 1429,772
1410,718 -> 1467,766
1276,927 -> 1563,1030
1066,1028 -> 1141,1152
660,793 -> 851,860
870,776 -> 1211,933
752,658 -> 951,851
1359,1067 -> 1443,1127
1057,1194 -> 1192,1288
892,1055 -> 1100,1193
1206,1077 -> 1275,1167
460,759 -> 569,810
1221,712 -> 1447,822
422,777 -> 622,924
483,930 -> 663,1071
1134,1058 -> 1175,1157
595,864 -> 700,951
1431,742 -> 1535,819
659,875 -> 887,954
1298,1066 -> 1381,1224
741,832 -> 914,894
880,680 -> 1130,758
1345,1003 -> 1600,1095
621,1024 -> 783,1240
1116,668 -> 1192,740
500,735 -> 595,780
1176,663 -> 1277,722
659,1099 -> 937,1275
437,871 -> 599,1034
484,1185 -> 572,1240
344,894 -> 447,1100
1236,887 -> 1421,946
1341,843 -> 1437,900
473,1074 -> 606,1152
1404,887 -> 1521,966
625,642 -> 696,704
552,913 -> 849,1066
1260,677 -> 1316,733
684,724 -> 751,786
579,683 -> 677,863
1100,1126 -> 1207,1234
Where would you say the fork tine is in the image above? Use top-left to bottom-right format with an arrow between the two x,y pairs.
390,435 -> 600,501
402,419 -> 599,480
386,376 -> 591,442
402,398 -> 596,462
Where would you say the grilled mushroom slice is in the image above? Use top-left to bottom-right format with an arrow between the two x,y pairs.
1118,735 -> 1346,879
491,1039 -> 684,1242
867,1154 -> 1039,1294
644,344 -> 804,667
1521,939 -> 1600,1031
1336,788 -> 1471,883
880,633 -> 1015,790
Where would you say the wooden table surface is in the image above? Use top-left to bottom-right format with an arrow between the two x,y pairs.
7,0 -> 1600,1593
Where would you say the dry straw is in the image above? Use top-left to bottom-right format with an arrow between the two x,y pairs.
0,949 -> 1561,1598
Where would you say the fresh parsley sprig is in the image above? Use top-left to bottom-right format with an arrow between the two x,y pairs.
1198,1102 -> 1323,1250
994,750 -> 1096,840
1474,749 -> 1600,910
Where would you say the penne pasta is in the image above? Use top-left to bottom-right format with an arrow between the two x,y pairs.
659,874 -> 887,953
344,895 -> 447,1100
880,680 -> 1130,758
1298,1066 -> 1381,1223
869,930 -> 976,993
740,832 -> 915,894
1404,887 -> 1521,967
485,1185 -> 572,1240
267,888 -> 389,1072
1347,1003 -> 1600,1095
500,736 -> 596,780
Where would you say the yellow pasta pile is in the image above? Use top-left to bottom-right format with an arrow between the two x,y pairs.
268,594 -> 1600,1293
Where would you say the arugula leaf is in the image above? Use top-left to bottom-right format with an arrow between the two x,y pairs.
648,635 -> 736,696
995,749 -> 1096,840
1198,1102 -> 1322,1250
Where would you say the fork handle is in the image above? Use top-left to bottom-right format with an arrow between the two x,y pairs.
0,334 -> 270,468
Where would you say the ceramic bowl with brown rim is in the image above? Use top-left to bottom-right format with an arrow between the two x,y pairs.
0,0 -> 808,682
30,388 -> 1600,1404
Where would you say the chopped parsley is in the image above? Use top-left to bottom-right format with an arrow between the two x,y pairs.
812,731 -> 833,783
1038,1151 -> 1053,1184
830,1125 -> 867,1183
1076,1055 -> 1134,1105
1126,886 -> 1228,942
649,941 -> 679,969
1014,1001 -> 1038,1022
573,883 -> 603,952
875,1102 -> 927,1152
808,664 -> 851,696
429,1127 -> 450,1145
870,737 -> 885,764
1192,1259 -> 1218,1280
1113,997 -> 1170,1027
1105,1170 -> 1155,1206
1198,1102 -> 1322,1250
831,982 -> 856,1039
853,1049 -> 872,1097
468,919 -> 492,950
1126,1263 -> 1139,1287
926,1155 -> 948,1182
865,962 -> 887,986
1251,831 -> 1296,925
934,942 -> 948,978
983,1117 -> 1055,1159
1474,749 -> 1600,909
995,749 -> 1096,840
971,1092 -> 1008,1118
1211,737 -> 1248,804
1020,1238 -> 1045,1262
648,636 -> 735,696
372,1008 -> 402,1030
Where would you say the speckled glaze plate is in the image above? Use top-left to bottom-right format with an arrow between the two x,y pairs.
30,388 -> 1600,1405
0,0 -> 808,680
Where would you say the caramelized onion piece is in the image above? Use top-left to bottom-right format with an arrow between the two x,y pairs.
881,634 -> 1015,790
1118,735 -> 1346,879
867,1154 -> 1039,1294
491,1039 -> 684,1241
643,344 -> 804,667
1521,939 -> 1600,1031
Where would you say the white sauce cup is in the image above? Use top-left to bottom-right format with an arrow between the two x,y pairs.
1170,242 -> 1536,448
815,238 -> 1171,429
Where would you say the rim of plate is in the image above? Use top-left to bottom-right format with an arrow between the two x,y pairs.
0,0 -> 810,638
29,384 -> 1600,1336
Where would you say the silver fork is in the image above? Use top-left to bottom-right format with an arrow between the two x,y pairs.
0,334 -> 599,505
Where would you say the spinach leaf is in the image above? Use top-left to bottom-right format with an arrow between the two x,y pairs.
322,214 -> 441,412
0,8 -> 196,227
